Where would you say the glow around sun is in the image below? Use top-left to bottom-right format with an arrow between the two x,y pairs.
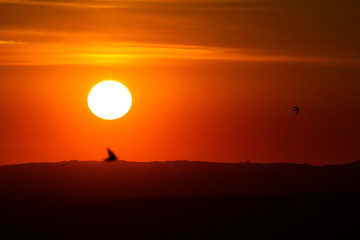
88,80 -> 132,120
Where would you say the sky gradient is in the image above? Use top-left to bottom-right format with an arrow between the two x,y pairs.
0,0 -> 359,165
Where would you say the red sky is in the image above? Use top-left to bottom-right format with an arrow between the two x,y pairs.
0,0 -> 359,165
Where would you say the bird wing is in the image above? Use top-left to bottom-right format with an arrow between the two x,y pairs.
106,148 -> 118,160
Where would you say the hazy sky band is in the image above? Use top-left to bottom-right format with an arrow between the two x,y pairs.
0,0 -> 359,65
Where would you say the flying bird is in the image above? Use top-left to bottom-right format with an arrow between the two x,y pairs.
292,106 -> 300,116
105,148 -> 118,162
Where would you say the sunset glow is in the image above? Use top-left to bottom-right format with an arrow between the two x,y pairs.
1,1 -> 360,238
0,0 -> 359,165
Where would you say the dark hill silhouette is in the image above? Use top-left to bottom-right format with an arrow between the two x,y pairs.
2,160 -> 360,239
1,160 -> 360,201
1,192 -> 360,239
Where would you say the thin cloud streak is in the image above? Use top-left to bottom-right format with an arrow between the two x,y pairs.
0,40 -> 26,44
0,0 -> 222,8
0,1 -> 358,65
1,0 -> 358,9
0,0 -> 121,8
0,41 -> 358,66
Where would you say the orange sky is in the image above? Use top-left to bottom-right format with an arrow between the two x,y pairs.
0,0 -> 359,165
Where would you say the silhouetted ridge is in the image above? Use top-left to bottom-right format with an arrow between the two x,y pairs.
2,192 -> 360,239
1,160 -> 360,201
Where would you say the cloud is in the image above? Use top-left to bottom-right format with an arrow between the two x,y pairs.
1,0 -> 358,11
0,0 -> 116,8
0,40 -> 26,44
0,41 -> 358,65
0,0 -> 359,65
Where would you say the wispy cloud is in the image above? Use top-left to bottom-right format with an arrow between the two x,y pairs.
1,0 -> 358,9
0,40 -> 26,44
0,0 -> 118,8
0,41 -> 358,65
0,0 -> 359,65
0,0 -> 193,8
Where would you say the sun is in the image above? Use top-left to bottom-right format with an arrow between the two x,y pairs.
88,80 -> 132,120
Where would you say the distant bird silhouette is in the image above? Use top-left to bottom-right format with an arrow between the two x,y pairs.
292,106 -> 300,116
105,148 -> 118,162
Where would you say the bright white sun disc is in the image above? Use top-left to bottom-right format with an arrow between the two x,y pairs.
88,80 -> 132,120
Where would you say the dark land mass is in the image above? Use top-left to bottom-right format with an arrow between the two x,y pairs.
1,160 -> 360,239
2,160 -> 360,200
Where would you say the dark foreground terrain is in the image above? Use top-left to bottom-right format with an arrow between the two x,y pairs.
1,192 -> 360,239
1,160 -> 360,239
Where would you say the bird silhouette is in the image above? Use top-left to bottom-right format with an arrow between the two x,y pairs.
292,106 -> 300,116
105,148 -> 118,162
